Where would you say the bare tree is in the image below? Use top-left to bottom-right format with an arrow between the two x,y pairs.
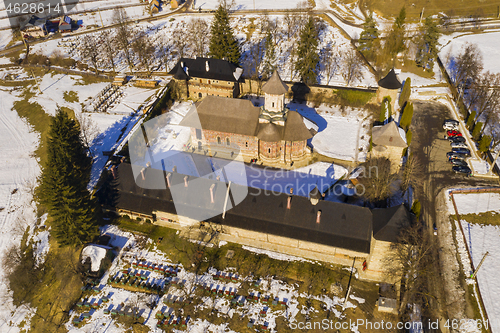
468,72 -> 500,134
400,153 -> 423,197
357,157 -> 398,206
187,19 -> 209,58
171,29 -> 190,61
76,113 -> 100,157
321,44 -> 339,84
81,34 -> 100,74
450,43 -> 483,97
113,8 -> 134,72
100,30 -> 118,73
132,31 -> 156,77
341,49 -> 363,86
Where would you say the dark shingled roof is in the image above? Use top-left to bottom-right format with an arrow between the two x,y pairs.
169,57 -> 243,82
378,69 -> 401,90
105,163 -> 382,254
372,204 -> 410,242
256,123 -> 283,142
283,111 -> 314,141
262,70 -> 289,95
180,96 -> 261,137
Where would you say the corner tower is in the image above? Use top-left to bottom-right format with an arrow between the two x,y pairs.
259,70 -> 289,126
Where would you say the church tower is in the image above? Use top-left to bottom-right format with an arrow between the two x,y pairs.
259,70 -> 289,126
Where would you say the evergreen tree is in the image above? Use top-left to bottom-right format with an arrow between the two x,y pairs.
472,122 -> 483,141
261,31 -> 277,80
295,16 -> 319,85
386,6 -> 407,58
416,17 -> 440,71
209,5 -> 241,65
358,13 -> 379,52
466,110 -> 476,129
400,102 -> 414,130
379,97 -> 391,123
399,77 -> 411,108
40,109 -> 99,246
479,135 -> 492,155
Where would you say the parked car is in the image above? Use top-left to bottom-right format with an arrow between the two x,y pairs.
452,147 -> 471,156
450,158 -> 468,167
451,142 -> 468,149
443,119 -> 459,126
447,130 -> 462,137
448,136 -> 466,143
452,165 -> 472,176
443,122 -> 459,131
447,152 -> 467,160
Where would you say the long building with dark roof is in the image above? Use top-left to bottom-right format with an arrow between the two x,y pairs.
101,162 -> 410,282
180,71 -> 314,166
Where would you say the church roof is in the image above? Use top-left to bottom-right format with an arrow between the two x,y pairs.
378,69 -> 401,90
372,204 -> 410,242
169,57 -> 243,82
180,96 -> 261,137
372,121 -> 407,148
256,122 -> 283,142
283,111 -> 315,141
262,70 -> 289,95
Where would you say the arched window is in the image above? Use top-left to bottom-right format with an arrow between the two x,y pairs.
272,102 -> 275,108
226,138 -> 230,146
217,136 -> 221,145
268,148 -> 271,154
245,141 -> 248,148
198,92 -> 202,98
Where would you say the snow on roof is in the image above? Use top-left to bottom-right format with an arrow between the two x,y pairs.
81,245 -> 108,271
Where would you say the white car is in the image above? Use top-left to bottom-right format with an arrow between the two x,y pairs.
443,122 -> 459,131
451,142 -> 468,149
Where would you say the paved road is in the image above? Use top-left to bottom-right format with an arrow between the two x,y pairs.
410,100 -> 497,332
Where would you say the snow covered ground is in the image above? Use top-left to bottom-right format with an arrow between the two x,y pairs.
64,224 -> 365,333
0,85 -> 40,331
194,0 -> 308,10
448,191 -> 500,333
288,102 -> 371,162
440,30 -> 500,75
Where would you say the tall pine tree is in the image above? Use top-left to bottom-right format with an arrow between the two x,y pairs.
261,31 -> 277,80
209,5 -> 241,65
386,6 -> 407,58
358,13 -> 379,52
40,109 -> 99,246
416,17 -> 440,71
295,16 -> 319,85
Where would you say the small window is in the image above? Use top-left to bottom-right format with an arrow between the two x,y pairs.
245,142 -> 248,148
268,148 -> 271,154
208,80 -> 211,84
198,92 -> 202,98
226,138 -> 230,146
272,102 -> 275,108
199,79 -> 202,83
195,129 -> 202,140
217,136 -> 221,145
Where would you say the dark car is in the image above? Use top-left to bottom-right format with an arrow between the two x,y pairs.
447,152 -> 467,160
452,147 -> 471,156
450,159 -> 468,167
443,119 -> 459,126
452,165 -> 472,176
447,130 -> 462,137
448,136 -> 466,143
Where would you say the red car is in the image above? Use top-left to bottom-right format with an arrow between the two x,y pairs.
447,130 -> 462,137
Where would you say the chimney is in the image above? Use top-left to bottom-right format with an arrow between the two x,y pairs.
287,196 -> 292,209
166,173 -> 171,187
180,61 -> 184,68
184,175 -> 189,187
316,210 -> 322,224
209,184 -> 215,203
206,61 -> 209,72
111,165 -> 117,179
140,167 -> 146,180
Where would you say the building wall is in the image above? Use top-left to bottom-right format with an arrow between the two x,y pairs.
188,78 -> 238,100
360,237 -> 401,284
370,145 -> 405,173
376,87 -> 399,116
264,93 -> 285,112
192,128 -> 259,160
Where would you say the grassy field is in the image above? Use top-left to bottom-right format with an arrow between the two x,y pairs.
357,0 -> 500,19
456,212 -> 500,226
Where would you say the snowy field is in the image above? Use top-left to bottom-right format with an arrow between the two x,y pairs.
448,191 -> 500,333
440,30 -> 500,75
194,0 -> 307,10
288,102 -> 371,162
64,224 -> 365,333
0,87 -> 40,330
